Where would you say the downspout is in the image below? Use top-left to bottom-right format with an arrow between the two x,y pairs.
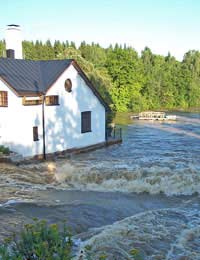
42,95 -> 46,160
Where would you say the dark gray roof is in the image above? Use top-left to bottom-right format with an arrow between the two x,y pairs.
0,58 -> 110,111
0,58 -> 72,95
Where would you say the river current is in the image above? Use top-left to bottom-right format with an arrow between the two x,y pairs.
0,112 -> 200,259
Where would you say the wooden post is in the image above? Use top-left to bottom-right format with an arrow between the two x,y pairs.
120,128 -> 122,139
106,128 -> 108,141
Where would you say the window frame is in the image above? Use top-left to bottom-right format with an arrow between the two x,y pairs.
22,96 -> 42,106
81,111 -> 92,133
33,126 -> 39,141
64,79 -> 72,93
45,95 -> 59,106
0,91 -> 8,107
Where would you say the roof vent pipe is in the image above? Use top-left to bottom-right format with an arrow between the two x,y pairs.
5,24 -> 23,59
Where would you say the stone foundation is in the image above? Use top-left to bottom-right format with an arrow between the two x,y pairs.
0,138 -> 122,165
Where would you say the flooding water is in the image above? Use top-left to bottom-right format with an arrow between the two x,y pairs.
0,112 -> 200,259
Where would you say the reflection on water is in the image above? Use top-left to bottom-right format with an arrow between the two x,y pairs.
0,112 -> 200,259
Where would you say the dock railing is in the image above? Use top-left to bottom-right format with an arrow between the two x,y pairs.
106,126 -> 122,142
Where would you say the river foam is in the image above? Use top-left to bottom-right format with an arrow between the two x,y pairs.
1,159 -> 200,197
53,162 -> 200,196
75,205 -> 200,260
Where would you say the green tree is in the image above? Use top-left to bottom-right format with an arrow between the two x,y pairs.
106,46 -> 144,111
0,40 -> 5,57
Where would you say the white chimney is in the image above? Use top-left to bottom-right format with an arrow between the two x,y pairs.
5,24 -> 23,59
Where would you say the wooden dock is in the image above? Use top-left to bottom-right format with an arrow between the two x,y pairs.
131,111 -> 177,121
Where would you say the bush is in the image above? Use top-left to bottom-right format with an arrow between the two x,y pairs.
0,145 -> 10,155
0,219 -> 73,260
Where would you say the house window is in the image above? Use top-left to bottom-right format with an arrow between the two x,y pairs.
81,111 -> 91,133
33,126 -> 39,141
65,79 -> 72,92
22,96 -> 42,106
45,95 -> 59,106
0,91 -> 8,107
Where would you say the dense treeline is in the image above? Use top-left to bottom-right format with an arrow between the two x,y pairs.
0,39 -> 200,112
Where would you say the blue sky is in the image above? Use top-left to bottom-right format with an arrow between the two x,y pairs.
0,0 -> 200,60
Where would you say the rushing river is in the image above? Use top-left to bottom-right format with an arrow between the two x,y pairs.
0,112 -> 200,259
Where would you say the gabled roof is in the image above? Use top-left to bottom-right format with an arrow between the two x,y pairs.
0,58 -> 72,95
0,58 -> 110,111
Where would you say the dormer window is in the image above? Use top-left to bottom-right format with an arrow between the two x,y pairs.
45,95 -> 59,106
65,79 -> 72,92
0,91 -> 8,107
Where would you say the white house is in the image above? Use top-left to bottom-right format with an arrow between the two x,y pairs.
0,25 -> 110,158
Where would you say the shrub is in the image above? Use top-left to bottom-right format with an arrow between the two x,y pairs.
0,219 -> 73,260
0,145 -> 10,155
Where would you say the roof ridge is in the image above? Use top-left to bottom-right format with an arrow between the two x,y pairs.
0,58 -> 74,62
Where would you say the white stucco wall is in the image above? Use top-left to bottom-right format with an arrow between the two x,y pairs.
0,64 -> 106,157
0,82 -> 43,157
45,65 -> 106,154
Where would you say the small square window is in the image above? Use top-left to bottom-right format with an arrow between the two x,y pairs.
45,95 -> 59,106
81,111 -> 91,133
0,91 -> 8,107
